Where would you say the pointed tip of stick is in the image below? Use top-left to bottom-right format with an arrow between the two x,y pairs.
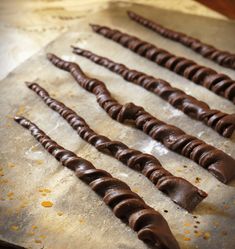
89,23 -> 100,31
14,115 -> 24,123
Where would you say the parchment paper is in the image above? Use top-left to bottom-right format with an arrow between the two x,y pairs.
0,4 -> 235,249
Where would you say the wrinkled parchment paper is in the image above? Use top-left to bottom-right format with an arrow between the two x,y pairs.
0,4 -> 235,249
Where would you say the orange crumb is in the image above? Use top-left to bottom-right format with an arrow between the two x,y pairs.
183,237 -> 191,241
194,231 -> 202,237
11,225 -> 19,231
0,172 -> 4,177
35,160 -> 44,165
43,188 -> 51,193
184,230 -> 190,234
16,106 -> 25,116
39,189 -> 44,192
31,146 -> 39,152
0,179 -> 8,184
7,192 -> 14,197
195,177 -> 201,183
79,218 -> 85,224
32,225 -> 37,230
223,205 -> 229,209
41,201 -> 53,207
203,232 -> 211,240
34,239 -> 42,244
57,212 -> 63,216
41,193 -> 47,196
8,163 -> 15,168
184,223 -> 191,227
132,188 -> 139,193
39,235 -> 46,239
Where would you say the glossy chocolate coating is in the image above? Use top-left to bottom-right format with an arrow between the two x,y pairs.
90,24 -> 235,105
14,116 -> 180,249
72,46 -> 235,138
27,82 -> 207,211
128,11 -> 235,70
47,53 -> 235,184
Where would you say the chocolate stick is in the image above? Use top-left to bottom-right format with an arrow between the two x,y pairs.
26,82 -> 207,211
14,116 -> 180,249
127,11 -> 235,70
72,46 -> 235,138
47,53 -> 235,184
90,24 -> 235,105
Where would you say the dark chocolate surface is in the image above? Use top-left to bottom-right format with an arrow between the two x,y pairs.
0,240 -> 25,249
72,46 -> 235,138
27,82 -> 207,211
47,53 -> 235,184
14,116 -> 180,249
127,11 -> 235,70
90,24 -> 235,105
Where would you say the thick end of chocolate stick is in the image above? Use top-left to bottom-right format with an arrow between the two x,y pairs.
158,177 -> 207,212
207,153 -> 235,184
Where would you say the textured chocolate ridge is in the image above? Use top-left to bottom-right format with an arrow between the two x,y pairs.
14,116 -> 180,249
128,11 -> 235,70
47,53 -> 235,184
72,46 -> 235,138
27,82 -> 207,211
90,24 -> 235,105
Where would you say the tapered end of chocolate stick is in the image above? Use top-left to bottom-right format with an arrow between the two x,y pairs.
89,23 -> 101,31
14,116 -> 31,129
25,81 -> 34,88
71,46 -> 83,55
14,116 -> 24,123
127,10 -> 135,18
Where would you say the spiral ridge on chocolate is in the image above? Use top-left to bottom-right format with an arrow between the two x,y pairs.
27,82 -> 207,211
14,116 -> 180,249
90,24 -> 235,104
47,53 -> 235,184
127,11 -> 235,70
72,46 -> 235,138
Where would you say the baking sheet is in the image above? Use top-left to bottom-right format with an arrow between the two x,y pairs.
0,3 -> 235,249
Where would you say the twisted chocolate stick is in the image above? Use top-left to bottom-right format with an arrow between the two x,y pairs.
90,24 -> 235,104
27,82 -> 207,211
72,46 -> 235,138
15,116 -> 180,249
47,53 -> 235,184
128,11 -> 235,70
